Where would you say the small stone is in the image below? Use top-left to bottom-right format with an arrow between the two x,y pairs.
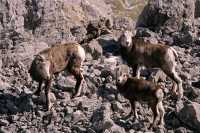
56,92 -> 71,101
106,94 -> 116,101
155,126 -> 165,133
10,115 -> 19,121
113,17 -> 134,30
62,127 -> 71,133
72,110 -> 87,124
128,129 -> 136,133
103,118 -> 114,130
93,69 -> 101,76
36,110 -> 45,117
112,101 -> 124,113
87,128 -> 96,133
105,75 -> 113,83
23,87 -> 32,94
105,123 -> 126,133
0,119 -> 9,126
64,106 -> 74,114
177,102 -> 200,131
0,79 -> 10,91
85,39 -> 103,60
0,127 -> 10,133
39,92 -> 56,104
72,125 -> 87,132
85,53 -> 93,61
60,101 -> 67,107
175,127 -> 190,133
56,75 -> 76,90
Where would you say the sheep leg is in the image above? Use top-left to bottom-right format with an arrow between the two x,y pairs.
164,69 -> 183,99
133,101 -> 138,119
136,65 -> 142,79
149,103 -> 159,129
128,101 -> 138,119
74,72 -> 84,97
34,81 -> 43,96
70,68 -> 84,98
44,79 -> 52,111
158,101 -> 165,126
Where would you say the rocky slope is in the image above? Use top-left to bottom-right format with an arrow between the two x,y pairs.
0,0 -> 200,132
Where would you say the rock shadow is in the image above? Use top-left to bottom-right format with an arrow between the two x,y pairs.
0,92 -> 33,115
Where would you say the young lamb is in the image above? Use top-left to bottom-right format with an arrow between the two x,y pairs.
119,30 -> 183,99
116,65 -> 165,128
29,42 -> 85,111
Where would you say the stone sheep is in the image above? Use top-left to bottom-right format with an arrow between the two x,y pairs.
29,42 -> 85,111
116,65 -> 165,129
118,30 -> 183,99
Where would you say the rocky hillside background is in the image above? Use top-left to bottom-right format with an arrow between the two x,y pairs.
0,0 -> 200,132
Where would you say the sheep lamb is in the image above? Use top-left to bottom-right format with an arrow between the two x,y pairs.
116,65 -> 165,128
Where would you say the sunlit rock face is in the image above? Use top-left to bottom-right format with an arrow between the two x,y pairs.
106,0 -> 148,20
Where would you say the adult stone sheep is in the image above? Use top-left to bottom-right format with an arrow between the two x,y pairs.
118,30 -> 183,99
29,42 -> 85,111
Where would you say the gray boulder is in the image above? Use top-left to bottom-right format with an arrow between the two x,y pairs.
177,102 -> 200,131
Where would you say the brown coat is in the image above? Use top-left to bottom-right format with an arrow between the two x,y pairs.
29,42 -> 85,111
117,76 -> 162,103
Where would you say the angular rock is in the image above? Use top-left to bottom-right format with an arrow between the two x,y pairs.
136,27 -> 157,38
71,110 -> 87,124
64,106 -> 74,115
39,91 -> 56,104
138,0 -> 195,34
175,127 -> 192,133
56,75 -> 76,91
97,34 -> 119,55
85,39 -> 103,59
0,119 -> 9,126
112,101 -> 124,113
70,26 -> 87,43
113,17 -> 135,30
103,118 -> 114,130
177,102 -> 200,131
0,79 -> 10,91
104,123 -> 126,133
